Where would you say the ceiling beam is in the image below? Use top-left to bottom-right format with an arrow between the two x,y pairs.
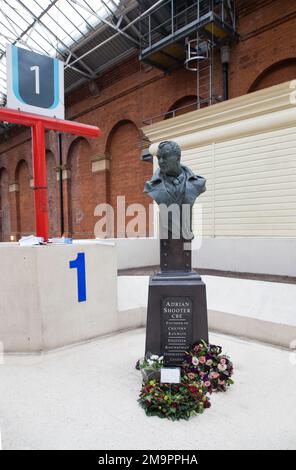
16,0 -> 97,79
0,0 -> 60,61
67,0 -> 168,69
69,0 -> 140,46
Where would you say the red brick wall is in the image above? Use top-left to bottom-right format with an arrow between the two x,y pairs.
231,0 -> 296,96
0,168 -> 10,241
0,0 -> 296,240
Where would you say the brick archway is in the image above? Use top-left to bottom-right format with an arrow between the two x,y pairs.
165,95 -> 198,119
67,138 -> 93,239
106,120 -> 151,237
248,59 -> 296,93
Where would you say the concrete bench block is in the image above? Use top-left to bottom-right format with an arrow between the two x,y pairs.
0,242 -> 118,353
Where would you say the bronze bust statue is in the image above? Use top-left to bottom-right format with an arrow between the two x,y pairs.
144,143 -> 209,364
144,141 -> 206,241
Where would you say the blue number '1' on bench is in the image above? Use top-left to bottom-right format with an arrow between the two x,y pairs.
70,252 -> 87,303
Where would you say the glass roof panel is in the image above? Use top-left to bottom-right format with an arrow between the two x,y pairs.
0,0 -> 121,102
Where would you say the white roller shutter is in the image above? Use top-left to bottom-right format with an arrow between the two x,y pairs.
183,126 -> 296,237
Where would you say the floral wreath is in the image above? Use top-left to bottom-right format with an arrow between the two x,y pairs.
182,340 -> 234,393
137,341 -> 234,420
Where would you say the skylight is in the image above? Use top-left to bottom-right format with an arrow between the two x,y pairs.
0,0 -> 121,102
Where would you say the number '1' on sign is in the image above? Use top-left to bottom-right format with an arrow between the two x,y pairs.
30,66 -> 40,94
6,44 -> 64,119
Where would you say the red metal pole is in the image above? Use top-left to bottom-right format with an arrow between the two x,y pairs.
0,107 -> 101,242
0,108 -> 101,138
32,121 -> 49,242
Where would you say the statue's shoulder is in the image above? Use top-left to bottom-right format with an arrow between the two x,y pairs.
144,169 -> 162,193
182,165 -> 205,182
182,165 -> 196,179
182,165 -> 206,194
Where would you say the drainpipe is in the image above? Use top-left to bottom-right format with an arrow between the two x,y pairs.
57,132 -> 64,236
221,45 -> 230,101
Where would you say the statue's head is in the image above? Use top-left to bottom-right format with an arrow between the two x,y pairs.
157,141 -> 182,177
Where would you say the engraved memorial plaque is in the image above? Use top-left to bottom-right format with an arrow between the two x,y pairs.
162,296 -> 193,365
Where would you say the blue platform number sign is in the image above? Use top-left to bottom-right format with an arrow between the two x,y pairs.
70,253 -> 87,303
6,44 -> 64,119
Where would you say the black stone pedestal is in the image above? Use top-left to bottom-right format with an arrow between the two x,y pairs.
145,271 -> 209,366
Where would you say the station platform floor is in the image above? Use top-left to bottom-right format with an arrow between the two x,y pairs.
0,329 -> 295,450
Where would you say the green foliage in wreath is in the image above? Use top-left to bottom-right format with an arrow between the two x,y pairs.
138,379 -> 211,421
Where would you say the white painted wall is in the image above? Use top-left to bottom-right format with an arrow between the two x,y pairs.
117,275 -> 148,330
192,237 -> 296,276
109,237 -> 159,269
109,236 -> 296,276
